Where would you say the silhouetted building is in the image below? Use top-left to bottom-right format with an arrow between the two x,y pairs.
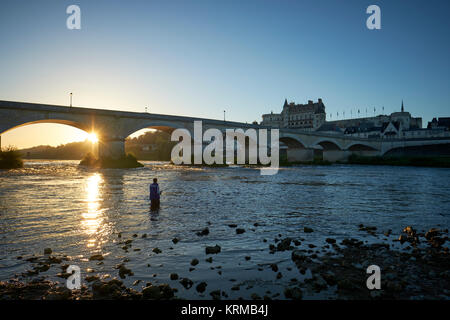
261,98 -> 326,131
428,117 -> 450,130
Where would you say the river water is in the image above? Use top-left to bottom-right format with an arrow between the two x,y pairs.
1,160 -> 449,299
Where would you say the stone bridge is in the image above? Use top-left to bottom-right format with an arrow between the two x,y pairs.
1,100 -> 449,162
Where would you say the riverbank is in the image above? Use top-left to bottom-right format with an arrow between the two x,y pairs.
344,155 -> 450,168
1,225 -> 448,300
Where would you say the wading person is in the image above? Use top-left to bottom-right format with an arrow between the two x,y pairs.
150,178 -> 162,211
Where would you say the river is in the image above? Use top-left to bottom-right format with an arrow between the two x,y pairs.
1,160 -> 449,299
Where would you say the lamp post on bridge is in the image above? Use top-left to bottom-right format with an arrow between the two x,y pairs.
70,93 -> 73,107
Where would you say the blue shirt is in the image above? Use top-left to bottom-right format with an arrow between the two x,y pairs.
150,183 -> 160,200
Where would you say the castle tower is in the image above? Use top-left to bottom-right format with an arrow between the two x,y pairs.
401,100 -> 404,112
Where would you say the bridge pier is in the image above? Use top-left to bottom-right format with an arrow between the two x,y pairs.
286,148 -> 314,162
323,150 -> 350,162
98,138 -> 125,160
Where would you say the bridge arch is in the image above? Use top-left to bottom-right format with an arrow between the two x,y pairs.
347,143 -> 378,151
123,120 -> 192,138
314,139 -> 343,151
0,119 -> 89,136
279,136 -> 307,149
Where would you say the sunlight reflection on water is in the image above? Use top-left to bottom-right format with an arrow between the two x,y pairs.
82,173 -> 106,248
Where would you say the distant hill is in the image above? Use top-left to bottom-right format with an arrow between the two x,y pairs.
19,130 -> 176,160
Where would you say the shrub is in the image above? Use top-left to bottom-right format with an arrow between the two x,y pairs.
0,146 -> 24,169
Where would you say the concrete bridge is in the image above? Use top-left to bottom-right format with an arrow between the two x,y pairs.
1,100 -> 449,162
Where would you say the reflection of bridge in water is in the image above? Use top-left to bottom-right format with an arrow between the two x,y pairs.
1,100 -> 450,162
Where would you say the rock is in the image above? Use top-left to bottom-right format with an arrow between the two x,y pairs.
45,287 -> 72,300
228,224 -> 237,228
44,248 -> 52,255
170,273 -> 179,280
398,235 -> 407,244
118,265 -> 133,279
191,258 -> 199,266
276,238 -> 292,251
304,227 -> 314,233
142,285 -> 162,299
89,254 -> 104,261
284,287 -> 303,300
91,279 -> 124,298
180,278 -> 193,289
245,256 -> 251,261
205,257 -> 213,263
157,284 -> 175,299
205,245 -> 221,254
291,250 -> 307,262
47,256 -> 62,264
403,226 -> 415,235
172,238 -> 179,244
276,272 -> 282,279
152,248 -> 162,254
133,280 -> 141,286
36,264 -> 50,272
270,264 -> 278,272
430,237 -> 446,248
196,282 -> 207,293
236,228 -> 245,234
196,227 -> 209,236
424,228 -> 443,239
341,238 -> 363,247
209,290 -> 221,300
132,234 -> 138,238
231,285 -> 240,291
141,234 -> 147,238
325,238 -> 336,244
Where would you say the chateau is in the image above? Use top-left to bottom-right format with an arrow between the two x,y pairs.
261,98 -> 326,131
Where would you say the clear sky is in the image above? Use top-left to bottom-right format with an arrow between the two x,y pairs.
1,0 -> 449,148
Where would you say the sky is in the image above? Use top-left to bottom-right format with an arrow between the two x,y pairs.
0,0 -> 449,148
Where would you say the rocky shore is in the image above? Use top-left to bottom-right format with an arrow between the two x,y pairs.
1,225 -> 448,300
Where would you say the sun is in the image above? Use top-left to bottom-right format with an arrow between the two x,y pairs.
87,133 -> 98,143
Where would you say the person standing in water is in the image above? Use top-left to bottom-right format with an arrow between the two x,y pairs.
150,178 -> 162,211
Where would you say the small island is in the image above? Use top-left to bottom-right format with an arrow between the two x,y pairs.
0,146 -> 23,169
79,152 -> 143,169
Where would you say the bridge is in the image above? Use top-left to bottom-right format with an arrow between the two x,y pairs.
1,100 -> 450,162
